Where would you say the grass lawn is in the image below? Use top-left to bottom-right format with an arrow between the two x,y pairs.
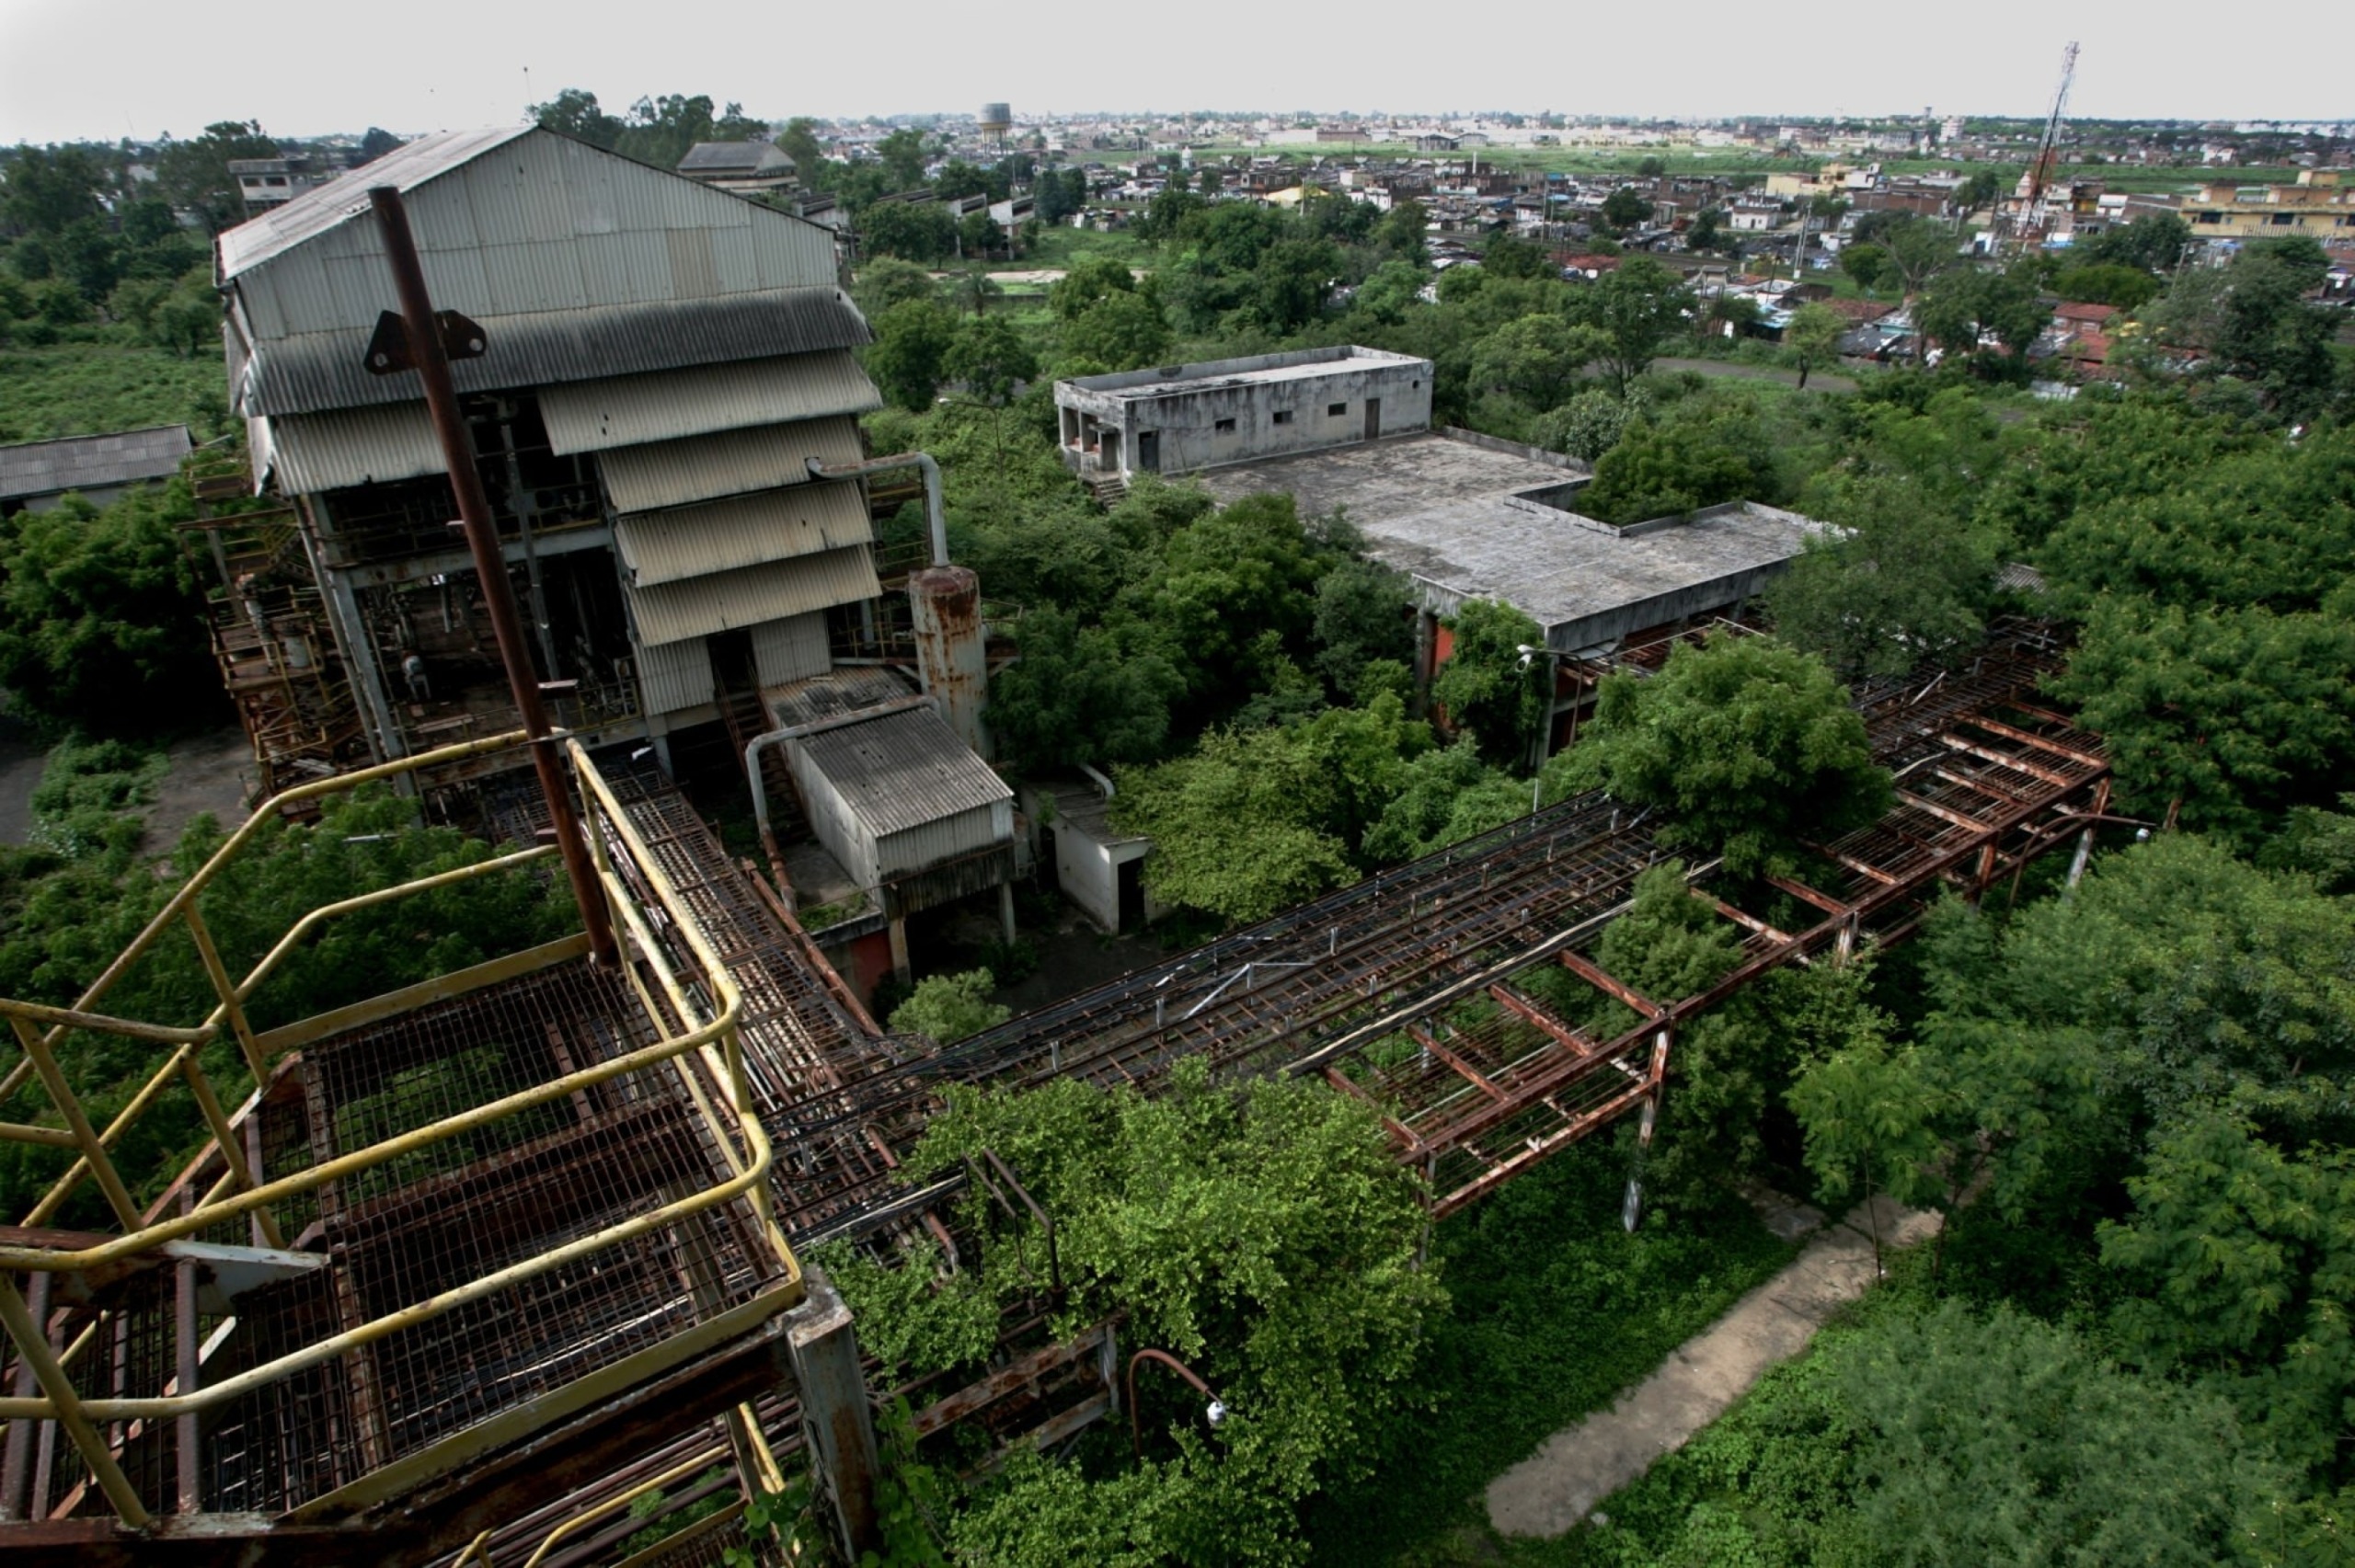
1004,225 -> 1155,272
0,338 -> 231,443
1301,1140 -> 1794,1567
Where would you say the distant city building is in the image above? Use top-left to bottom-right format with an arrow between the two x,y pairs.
227,155 -> 330,214
676,141 -> 798,197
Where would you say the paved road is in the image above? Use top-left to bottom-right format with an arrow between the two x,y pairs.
1653,357 -> 1858,394
1486,1195 -> 1936,1539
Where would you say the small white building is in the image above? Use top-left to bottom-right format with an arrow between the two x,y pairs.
1054,346 -> 1432,482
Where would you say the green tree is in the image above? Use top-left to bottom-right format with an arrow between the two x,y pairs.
1111,727 -> 1360,923
1767,475 -> 1997,680
863,298 -> 959,411
155,120 -> 281,235
1468,314 -> 1605,408
987,612 -> 1181,773
1840,241 -> 1889,294
1836,1301 -> 2282,1568
530,88 -> 625,149
943,314 -> 1036,406
2083,211 -> 2190,273
1571,257 -> 1693,396
1311,560 -> 1417,703
1249,238 -> 1340,333
0,145 -> 107,235
1048,252 -> 1139,319
1580,407 -> 1767,524
1915,264 -> 2050,364
1062,290 -> 1171,372
888,968 -> 1010,1043
1549,633 -> 1889,876
1360,738 -> 1526,863
1480,232 -> 1554,280
0,479 -> 223,735
2051,260 -> 2160,310
1786,301 -> 1847,390
2214,236 -> 2340,418
860,200 -> 958,264
2101,1114 -> 2355,1473
876,127 -> 929,190
851,256 -> 938,318
1430,599 -> 1546,766
909,1059 -> 1444,1566
1120,493 -> 1327,712
776,117 -> 824,178
1601,185 -> 1651,232
1529,386 -> 1645,464
2050,601 -> 2355,842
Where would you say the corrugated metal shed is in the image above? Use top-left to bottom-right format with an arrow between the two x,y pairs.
635,634 -> 715,715
623,544 -> 879,646
235,289 -> 869,418
613,481 -> 871,587
264,404 -> 442,492
763,667 -> 916,729
0,426 -> 191,503
787,704 -> 1015,887
751,612 -> 832,686
536,352 -> 880,455
796,704 -> 1013,833
596,416 -> 864,514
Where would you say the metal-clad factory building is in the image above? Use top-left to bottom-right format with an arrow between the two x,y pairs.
216,124 -> 883,775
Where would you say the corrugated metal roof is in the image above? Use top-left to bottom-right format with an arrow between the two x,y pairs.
216,126 -> 535,280
678,143 -> 792,175
265,403 -> 443,493
763,667 -> 916,729
614,480 -> 872,587
537,351 -> 881,455
792,705 -> 1013,839
0,426 -> 190,501
597,415 -> 865,514
623,544 -> 879,646
237,288 -> 870,418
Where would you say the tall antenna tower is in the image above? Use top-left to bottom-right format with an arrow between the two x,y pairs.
2022,40 -> 2079,236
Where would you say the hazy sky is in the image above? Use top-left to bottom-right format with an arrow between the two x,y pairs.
1,0 -> 2345,145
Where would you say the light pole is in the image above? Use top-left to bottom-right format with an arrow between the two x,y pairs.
1518,643 -> 1565,813
1127,1348 -> 1227,1459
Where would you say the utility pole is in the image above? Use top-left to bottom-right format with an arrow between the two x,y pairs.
367,185 -> 617,967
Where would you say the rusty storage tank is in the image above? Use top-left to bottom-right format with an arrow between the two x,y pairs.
910,565 -> 988,756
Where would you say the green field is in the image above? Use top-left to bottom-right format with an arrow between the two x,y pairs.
0,339 -> 232,444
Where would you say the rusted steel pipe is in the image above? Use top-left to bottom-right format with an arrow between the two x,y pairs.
368,185 -> 615,966
805,452 -> 945,566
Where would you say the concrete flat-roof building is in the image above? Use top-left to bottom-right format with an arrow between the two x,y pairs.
1055,346 -> 1431,483
1199,430 -> 1821,656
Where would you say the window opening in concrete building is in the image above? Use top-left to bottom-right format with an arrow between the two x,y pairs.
1328,402 -> 1348,417
1272,410 -> 1293,425
1214,417 -> 1236,433
1365,397 -> 1382,440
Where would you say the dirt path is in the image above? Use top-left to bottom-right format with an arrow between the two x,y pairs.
1485,1195 -> 1936,1539
0,713 -> 44,846
1653,357 -> 1858,394
143,728 -> 255,853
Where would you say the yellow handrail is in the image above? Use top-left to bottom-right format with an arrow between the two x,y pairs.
0,738 -> 802,1522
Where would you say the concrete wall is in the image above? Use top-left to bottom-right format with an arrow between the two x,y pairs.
1056,349 -> 1432,480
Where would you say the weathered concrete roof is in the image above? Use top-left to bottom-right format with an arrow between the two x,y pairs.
1059,345 -> 1426,406
0,425 -> 191,503
1200,429 -> 1821,652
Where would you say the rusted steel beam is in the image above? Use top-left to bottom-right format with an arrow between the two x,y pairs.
1898,789 -> 1999,833
1430,1079 -> 1655,1219
1965,710 -> 2104,760
1553,949 -> 1663,1019
1481,989 -> 1601,1068
1411,1023 -> 1512,1101
1324,1068 -> 1425,1150
1936,732 -> 2078,789
1767,874 -> 1857,915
